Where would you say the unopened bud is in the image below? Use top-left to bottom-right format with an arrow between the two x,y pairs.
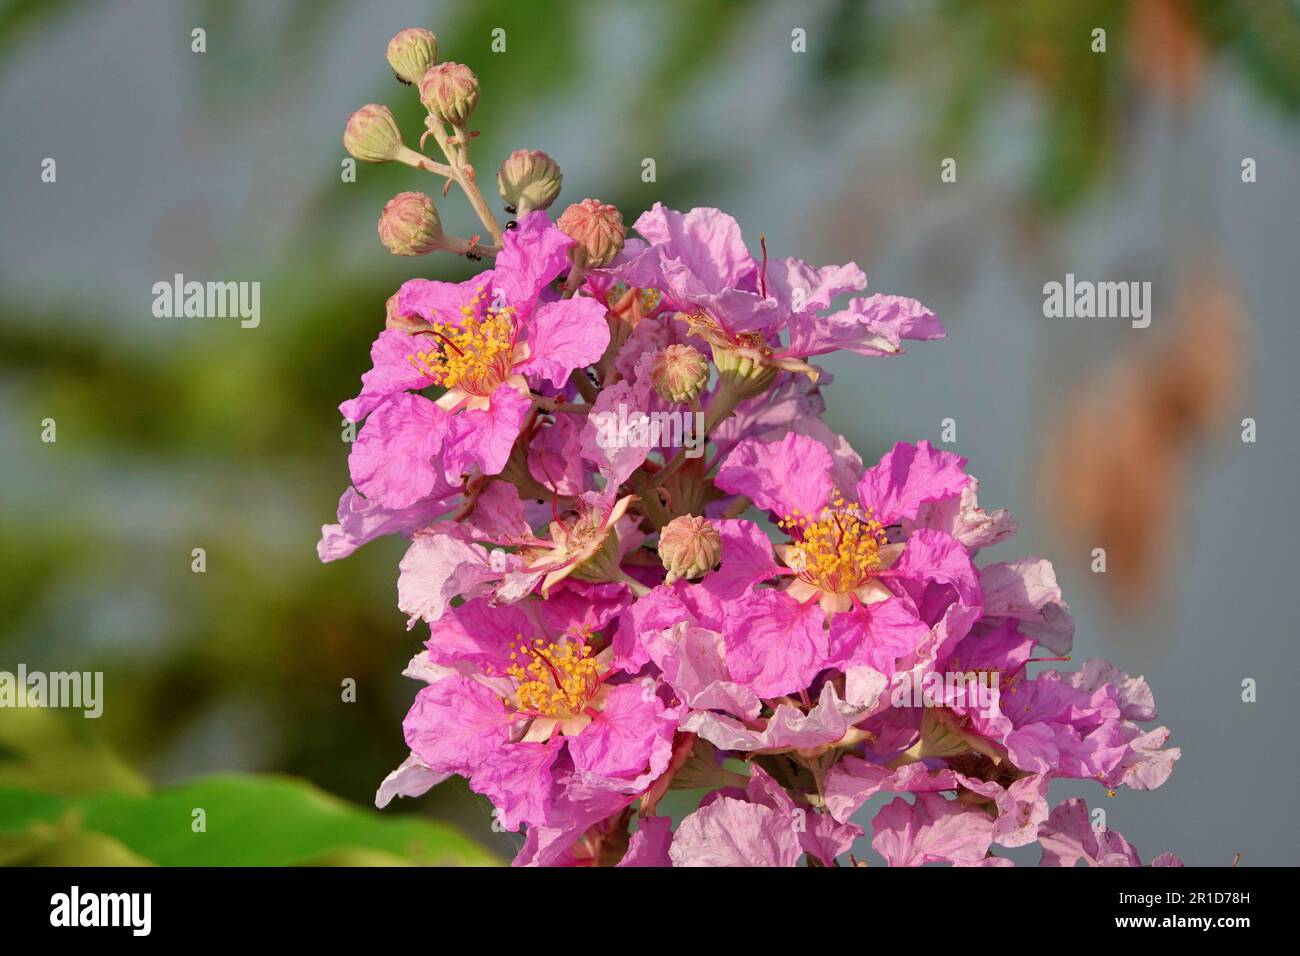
344,104 -> 406,163
497,149 -> 563,213
419,62 -> 479,126
386,28 -> 439,85
658,516 -> 722,584
650,344 -> 709,404
378,191 -> 443,256
557,198 -> 625,268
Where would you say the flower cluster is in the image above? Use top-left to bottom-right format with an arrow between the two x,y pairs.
323,28 -> 1182,867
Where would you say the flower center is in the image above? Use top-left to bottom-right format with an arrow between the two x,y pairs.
505,635 -> 602,719
779,498 -> 888,595
407,287 -> 517,396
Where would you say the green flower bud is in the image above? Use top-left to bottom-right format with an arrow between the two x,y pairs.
378,191 -> 443,256
497,149 -> 563,213
658,515 -> 722,584
419,62 -> 479,126
343,104 -> 406,163
650,344 -> 710,404
386,28 -> 439,85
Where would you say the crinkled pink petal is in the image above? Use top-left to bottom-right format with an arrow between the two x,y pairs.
745,765 -> 862,865
827,597 -> 930,678
791,293 -> 944,357
633,203 -> 755,292
512,768 -> 635,867
764,257 -> 867,313
444,384 -> 532,479
470,738 -> 563,831
1067,659 -> 1157,722
518,295 -> 610,388
871,793 -> 994,867
403,676 -> 512,775
979,558 -> 1075,655
340,328 -> 438,423
701,519 -> 780,599
903,476 -> 1017,552
1038,798 -> 1142,867
715,432 -> 835,518
721,589 -> 827,698
424,597 -> 531,668
652,622 -> 761,721
348,393 -> 453,510
569,682 -> 674,783
374,752 -> 451,808
856,441 -> 969,525
397,270 -> 496,325
683,682 -> 859,753
397,531 -> 501,627
1103,724 -> 1180,791
492,211 -> 572,309
528,413 -> 586,496
618,815 -> 674,867
669,796 -> 802,867
580,376 -> 655,485
824,758 -> 960,823
459,479 -> 531,541
317,485 -> 458,562
955,772 -> 1051,848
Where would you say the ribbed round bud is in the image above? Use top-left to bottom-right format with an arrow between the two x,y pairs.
658,516 -> 722,584
497,149 -> 563,213
419,62 -> 479,125
557,198 -> 625,268
378,192 -> 443,256
650,344 -> 710,404
386,28 -> 439,85
344,104 -> 406,163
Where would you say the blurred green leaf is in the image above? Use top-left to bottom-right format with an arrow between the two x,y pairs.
0,774 -> 497,866
0,709 -> 149,796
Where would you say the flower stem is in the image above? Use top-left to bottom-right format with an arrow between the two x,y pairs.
427,120 -> 504,246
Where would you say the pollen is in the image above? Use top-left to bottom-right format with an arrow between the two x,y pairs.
505,633 -> 602,719
406,287 -> 517,395
780,502 -> 888,595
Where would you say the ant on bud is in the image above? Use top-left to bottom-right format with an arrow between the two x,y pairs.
504,204 -> 517,215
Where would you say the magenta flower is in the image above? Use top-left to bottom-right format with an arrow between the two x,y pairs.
337,212 -> 608,512
606,203 -> 944,375
399,596 -> 679,830
323,52 -> 1186,864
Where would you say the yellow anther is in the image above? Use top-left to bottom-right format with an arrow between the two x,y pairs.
782,505 -> 889,595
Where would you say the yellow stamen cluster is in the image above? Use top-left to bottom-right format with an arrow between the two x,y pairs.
406,287 -> 517,395
778,498 -> 888,594
506,634 -> 601,718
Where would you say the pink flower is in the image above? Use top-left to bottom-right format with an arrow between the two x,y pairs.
871,792 -> 999,866
1038,798 -> 1183,867
401,598 -> 679,830
606,203 -> 944,374
337,212 -> 609,510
